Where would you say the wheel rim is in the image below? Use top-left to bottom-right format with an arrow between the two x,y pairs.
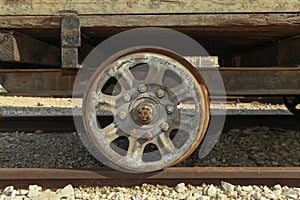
82,47 -> 209,172
283,96 -> 300,116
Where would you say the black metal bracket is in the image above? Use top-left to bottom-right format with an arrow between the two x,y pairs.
61,12 -> 81,69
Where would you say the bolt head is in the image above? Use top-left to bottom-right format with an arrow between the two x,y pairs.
118,111 -> 127,120
166,105 -> 174,114
160,122 -> 169,132
123,94 -> 131,102
138,84 -> 147,93
156,89 -> 165,98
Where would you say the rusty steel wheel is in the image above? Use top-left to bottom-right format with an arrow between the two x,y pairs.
282,96 -> 300,116
82,47 -> 210,172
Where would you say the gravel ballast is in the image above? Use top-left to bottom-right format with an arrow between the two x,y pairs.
0,126 -> 299,168
1,182 -> 299,200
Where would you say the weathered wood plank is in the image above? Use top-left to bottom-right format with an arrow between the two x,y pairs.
0,14 -> 300,29
0,68 -> 299,97
0,0 -> 299,16
227,36 -> 300,67
0,31 -> 60,66
0,69 -> 74,97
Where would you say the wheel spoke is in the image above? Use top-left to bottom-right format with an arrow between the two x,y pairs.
118,68 -> 135,90
102,123 -> 119,142
155,133 -> 177,155
126,136 -> 145,161
177,103 -> 196,116
145,63 -> 166,84
171,82 -> 190,102
97,93 -> 117,112
174,115 -> 194,131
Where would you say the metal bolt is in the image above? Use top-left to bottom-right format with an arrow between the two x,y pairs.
156,89 -> 165,98
118,111 -> 127,120
144,132 -> 153,140
160,122 -> 169,132
138,84 -> 147,93
166,105 -> 174,114
123,94 -> 131,102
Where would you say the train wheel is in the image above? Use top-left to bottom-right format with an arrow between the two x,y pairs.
82,47 -> 210,172
282,96 -> 300,116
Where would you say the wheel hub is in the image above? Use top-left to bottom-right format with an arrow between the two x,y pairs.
136,102 -> 155,124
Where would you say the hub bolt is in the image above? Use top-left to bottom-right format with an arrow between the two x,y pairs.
138,84 -> 147,93
118,111 -> 127,120
156,89 -> 165,98
166,105 -> 174,114
160,122 -> 169,132
123,94 -> 131,102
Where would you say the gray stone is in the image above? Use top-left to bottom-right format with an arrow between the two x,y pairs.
2,186 -> 14,196
221,181 -> 235,193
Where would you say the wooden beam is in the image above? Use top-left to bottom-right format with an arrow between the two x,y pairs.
0,14 -> 300,29
227,35 -> 300,67
0,67 -> 299,97
0,31 -> 60,66
0,69 -> 75,97
0,0 -> 299,15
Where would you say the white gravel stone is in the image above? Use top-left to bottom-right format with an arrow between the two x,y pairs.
205,185 -> 217,197
242,185 -> 253,192
221,181 -> 235,193
56,184 -> 75,200
2,186 -> 15,196
199,196 -> 210,200
287,193 -> 298,199
0,183 -> 299,200
28,185 -> 42,198
272,184 -> 282,191
217,191 -> 227,200
175,183 -> 187,193
162,188 -> 170,196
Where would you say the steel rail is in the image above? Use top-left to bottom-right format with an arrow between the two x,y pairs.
0,167 -> 299,189
0,115 -> 298,133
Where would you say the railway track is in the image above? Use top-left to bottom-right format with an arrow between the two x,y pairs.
0,167 -> 299,189
0,115 -> 298,133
